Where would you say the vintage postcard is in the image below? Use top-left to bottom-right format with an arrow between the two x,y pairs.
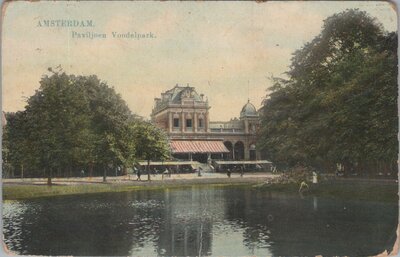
1,1 -> 398,256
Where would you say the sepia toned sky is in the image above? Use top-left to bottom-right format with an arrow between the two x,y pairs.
2,1 -> 397,120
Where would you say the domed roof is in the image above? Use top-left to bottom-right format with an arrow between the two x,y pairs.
240,100 -> 258,118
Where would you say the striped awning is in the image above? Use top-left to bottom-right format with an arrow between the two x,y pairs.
171,140 -> 229,153
137,161 -> 200,166
214,160 -> 272,165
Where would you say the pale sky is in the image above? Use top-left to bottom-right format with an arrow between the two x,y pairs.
2,1 -> 397,120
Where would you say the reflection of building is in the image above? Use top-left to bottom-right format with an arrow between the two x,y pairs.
156,188 -> 215,256
151,84 -> 261,163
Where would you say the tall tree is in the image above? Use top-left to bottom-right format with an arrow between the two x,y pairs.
75,75 -> 134,182
4,69 -> 139,183
259,9 -> 397,175
133,121 -> 170,181
104,120 -> 137,180
23,71 -> 93,184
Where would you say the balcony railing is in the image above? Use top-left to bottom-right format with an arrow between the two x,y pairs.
210,128 -> 244,133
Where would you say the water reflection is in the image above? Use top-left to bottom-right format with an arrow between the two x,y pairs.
155,187 -> 214,256
222,190 -> 398,256
3,187 -> 398,256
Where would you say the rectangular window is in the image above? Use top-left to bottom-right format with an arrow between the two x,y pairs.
186,119 -> 192,128
173,118 -> 179,127
198,119 -> 203,128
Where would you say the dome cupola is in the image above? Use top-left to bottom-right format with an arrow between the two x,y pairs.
240,100 -> 258,118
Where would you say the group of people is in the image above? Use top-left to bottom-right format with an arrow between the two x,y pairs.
132,165 -> 247,180
226,166 -> 245,178
132,166 -> 172,180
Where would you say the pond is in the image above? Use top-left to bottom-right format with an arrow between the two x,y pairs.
3,186 -> 398,256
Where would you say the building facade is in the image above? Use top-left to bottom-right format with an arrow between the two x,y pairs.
151,84 -> 261,163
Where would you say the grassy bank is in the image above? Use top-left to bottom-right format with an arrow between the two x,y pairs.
2,180 -> 254,200
3,179 -> 398,203
308,181 -> 399,202
258,181 -> 398,203
3,184 -> 139,200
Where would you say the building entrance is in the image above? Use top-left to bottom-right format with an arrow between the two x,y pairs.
192,154 -> 208,163
250,150 -> 256,160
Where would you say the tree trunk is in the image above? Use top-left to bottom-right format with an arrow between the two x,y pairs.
47,168 -> 52,186
21,164 -> 24,179
89,162 -> 93,177
147,160 -> 151,181
103,166 -> 107,182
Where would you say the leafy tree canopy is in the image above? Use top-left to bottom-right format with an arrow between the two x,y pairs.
132,120 -> 171,181
2,69 -> 169,182
259,9 -> 397,175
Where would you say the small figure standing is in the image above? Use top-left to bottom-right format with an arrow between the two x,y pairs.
312,171 -> 318,184
198,167 -> 202,177
227,169 -> 231,178
81,169 -> 85,177
240,166 -> 244,177
162,168 -> 169,180
136,168 -> 141,181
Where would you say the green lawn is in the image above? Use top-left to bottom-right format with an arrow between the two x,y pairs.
308,182 -> 399,202
3,180 -> 398,203
260,181 -> 398,202
3,184 -> 141,200
2,181 -> 250,200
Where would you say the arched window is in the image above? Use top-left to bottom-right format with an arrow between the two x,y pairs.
199,119 -> 204,128
249,144 -> 256,160
186,114 -> 192,128
234,141 -> 245,160
186,119 -> 192,128
173,113 -> 180,128
198,114 -> 204,129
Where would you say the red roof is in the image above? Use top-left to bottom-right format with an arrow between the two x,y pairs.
171,140 -> 229,153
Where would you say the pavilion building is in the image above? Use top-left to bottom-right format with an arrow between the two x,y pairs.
151,84 -> 262,164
